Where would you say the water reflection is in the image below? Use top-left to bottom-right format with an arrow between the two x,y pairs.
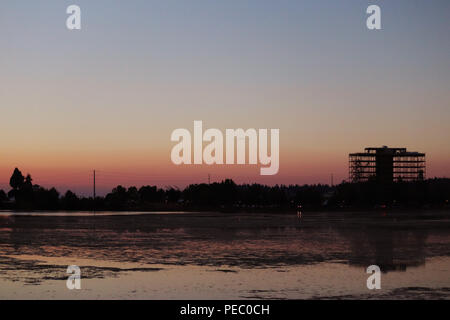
0,211 -> 447,273
333,223 -> 428,272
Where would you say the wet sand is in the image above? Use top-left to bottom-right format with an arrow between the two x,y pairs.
0,210 -> 449,299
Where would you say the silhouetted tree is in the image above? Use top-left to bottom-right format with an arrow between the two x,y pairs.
8,168 -> 35,208
3,167 -> 450,211
105,185 -> 128,209
139,185 -> 165,203
61,190 -> 80,209
127,186 -> 139,205
33,186 -> 60,210
9,168 -> 24,191
166,187 -> 181,203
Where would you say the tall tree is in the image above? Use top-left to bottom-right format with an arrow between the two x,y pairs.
9,168 -> 25,190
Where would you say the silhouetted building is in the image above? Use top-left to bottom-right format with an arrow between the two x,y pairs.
349,146 -> 425,183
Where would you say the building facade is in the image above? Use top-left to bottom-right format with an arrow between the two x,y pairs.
349,146 -> 425,183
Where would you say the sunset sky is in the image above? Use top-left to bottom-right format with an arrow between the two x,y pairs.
1,0 -> 449,195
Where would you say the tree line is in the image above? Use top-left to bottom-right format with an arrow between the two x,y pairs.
0,168 -> 449,211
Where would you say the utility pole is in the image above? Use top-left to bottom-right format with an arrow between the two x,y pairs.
93,170 -> 96,199
331,173 -> 334,187
93,170 -> 96,215
208,173 -> 211,185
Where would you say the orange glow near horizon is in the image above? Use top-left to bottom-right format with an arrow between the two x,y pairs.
1,145 -> 449,196
1,2 -> 449,195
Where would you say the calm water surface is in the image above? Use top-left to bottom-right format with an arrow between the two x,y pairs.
0,211 -> 449,299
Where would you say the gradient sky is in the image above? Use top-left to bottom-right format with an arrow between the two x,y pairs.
1,0 -> 449,195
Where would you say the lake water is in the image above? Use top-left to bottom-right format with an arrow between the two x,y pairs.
0,210 -> 449,299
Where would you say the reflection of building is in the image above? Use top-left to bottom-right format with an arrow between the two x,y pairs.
331,213 -> 429,273
349,146 -> 425,183
343,226 -> 428,272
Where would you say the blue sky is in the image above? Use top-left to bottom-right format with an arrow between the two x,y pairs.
0,0 -> 449,193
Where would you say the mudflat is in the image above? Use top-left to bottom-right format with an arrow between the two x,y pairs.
0,210 -> 449,299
